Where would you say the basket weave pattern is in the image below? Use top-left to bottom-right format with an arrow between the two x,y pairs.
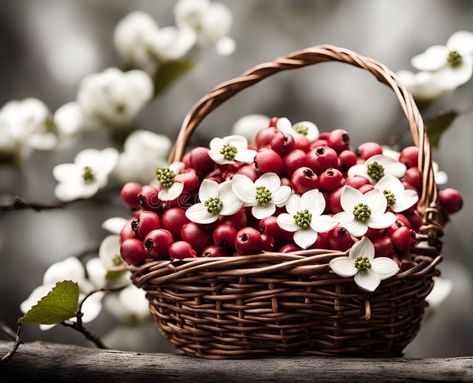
129,45 -> 443,359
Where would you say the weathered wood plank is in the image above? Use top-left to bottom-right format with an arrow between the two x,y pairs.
0,340 -> 472,382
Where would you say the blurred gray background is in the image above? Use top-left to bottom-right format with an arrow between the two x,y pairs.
0,0 -> 472,357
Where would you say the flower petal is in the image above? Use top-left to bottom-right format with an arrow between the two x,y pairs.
159,182 -> 184,201
285,194 -> 302,215
293,228 -> 317,249
169,161 -> 185,174
43,257 -> 85,285
53,163 -> 81,182
293,121 -> 319,142
185,203 -> 218,224
371,257 -> 400,280
368,212 -> 396,229
199,179 -> 219,202
432,59 -> 473,89
208,149 -> 229,165
411,45 -> 449,71
347,164 -> 369,180
234,148 -> 257,163
364,190 -> 387,216
447,30 -> 473,56
349,236 -> 375,260
209,137 -> 224,151
329,257 -> 357,277
340,186 -> 363,212
232,174 -> 256,204
301,189 -> 325,216
219,181 -> 243,215
252,204 -> 276,219
334,212 -> 368,237
276,117 -> 292,134
277,213 -> 299,232
354,270 -> 381,292
86,258 -> 107,289
255,172 -> 280,192
375,175 -> 404,194
102,217 -> 127,234
272,185 -> 292,207
384,161 -> 407,178
224,135 -> 248,151
310,215 -> 338,233
81,292 -> 103,323
232,114 -> 269,144
391,189 -> 419,213
99,235 -> 121,269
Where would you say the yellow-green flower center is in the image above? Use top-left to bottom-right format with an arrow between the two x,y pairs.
112,254 -> 123,266
156,167 -> 175,188
293,209 -> 312,229
255,186 -> 272,206
367,161 -> 384,182
353,203 -> 371,223
220,143 -> 238,161
447,50 -> 463,67
354,256 -> 371,272
204,197 -> 223,214
293,123 -> 308,136
383,190 -> 396,207
82,166 -> 95,184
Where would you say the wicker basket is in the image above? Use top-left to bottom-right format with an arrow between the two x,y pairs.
129,45 -> 443,359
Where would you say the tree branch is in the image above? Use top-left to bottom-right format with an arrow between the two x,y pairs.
0,323 -> 23,365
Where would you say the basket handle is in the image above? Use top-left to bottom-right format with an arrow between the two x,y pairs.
171,45 -> 442,240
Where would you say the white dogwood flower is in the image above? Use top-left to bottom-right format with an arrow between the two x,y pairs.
186,179 -> 242,224
329,237 -> 399,292
276,117 -> 319,143
374,175 -> 419,213
208,135 -> 256,165
277,190 -> 338,249
155,161 -> 186,201
102,217 -> 127,235
232,114 -> 269,145
53,102 -> 86,148
411,31 -> 473,90
53,148 -> 118,201
426,277 -> 452,309
78,68 -> 153,127
397,70 -> 448,101
232,172 -> 291,219
334,186 -> 396,237
348,154 -> 406,184
104,285 -> 150,325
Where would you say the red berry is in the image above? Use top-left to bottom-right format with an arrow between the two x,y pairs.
235,227 -> 263,254
329,187 -> 344,214
120,238 -> 146,266
201,244 -> 228,257
327,129 -> 350,152
399,146 -> 418,168
138,185 -> 159,210
310,139 -> 328,150
161,207 -> 189,240
338,150 -> 357,172
144,229 -> 173,260
131,210 -> 160,238
169,241 -> 196,259
283,149 -> 306,177
205,168 -> 223,183
175,168 -> 199,192
219,209 -> 247,230
395,213 -> 412,228
261,234 -> 275,251
271,132 -> 295,156
344,175 -> 370,189
120,182 -> 142,210
279,244 -> 301,253
327,227 -> 353,251
358,184 -> 374,194
404,167 -> 421,192
291,167 -> 319,194
120,219 -> 136,242
236,164 -> 258,181
293,134 -> 311,152
269,116 -> 279,128
305,146 -> 338,174
319,168 -> 343,192
391,226 -> 417,253
256,127 -> 277,148
373,236 -> 394,258
357,142 -> 383,160
213,224 -> 237,247
365,228 -> 384,240
181,222 -> 212,254
406,210 -> 423,230
258,216 -> 293,243
254,149 -> 283,174
439,188 -> 463,214
187,147 -> 215,176
311,232 -> 328,249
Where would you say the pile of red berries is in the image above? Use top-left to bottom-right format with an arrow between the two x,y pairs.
119,116 -> 463,270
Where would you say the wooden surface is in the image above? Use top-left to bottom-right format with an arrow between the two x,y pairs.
1,340 -> 472,382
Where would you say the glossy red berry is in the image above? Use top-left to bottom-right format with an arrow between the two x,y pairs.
365,228 -> 385,240
399,146 -> 418,168
201,244 -> 228,257
270,132 -> 295,156
144,229 -> 173,260
319,168 -> 343,192
406,210 -> 423,230
268,116 -> 279,128
305,146 -> 338,174
213,224 -> 237,247
258,216 -> 293,243
358,184 -> 374,194
338,150 -> 357,172
293,134 -> 311,152
439,188 -> 463,215
395,213 -> 412,228
327,129 -> 350,152
131,211 -> 160,238
344,175 -> 370,189
175,168 -> 199,192
329,187 -> 344,214
120,219 -> 136,242
219,209 -> 247,230
283,149 -> 306,178
291,167 -> 319,194
138,185 -> 159,210
187,147 -> 215,176
256,127 -> 277,148
120,182 -> 142,210
373,236 -> 394,258
391,226 -> 417,253
310,139 -> 328,150
357,142 -> 383,160
279,244 -> 301,253
235,227 -> 263,254
404,167 -> 421,192
181,222 -> 212,254
261,234 -> 275,251
120,239 -> 146,266
254,149 -> 283,174
236,164 -> 258,181
161,207 -> 189,240
327,227 -> 353,251
310,232 -> 328,249
169,241 -> 196,259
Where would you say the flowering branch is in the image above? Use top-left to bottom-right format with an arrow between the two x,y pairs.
0,322 -> 23,365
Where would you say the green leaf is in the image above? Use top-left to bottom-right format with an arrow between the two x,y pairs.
426,110 -> 458,148
18,281 -> 80,325
153,59 -> 195,96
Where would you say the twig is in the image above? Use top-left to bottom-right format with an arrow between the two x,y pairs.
0,195 -> 108,212
61,285 -> 127,349
0,323 -> 23,365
